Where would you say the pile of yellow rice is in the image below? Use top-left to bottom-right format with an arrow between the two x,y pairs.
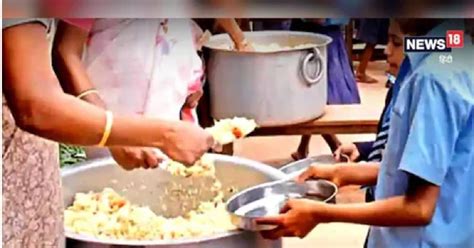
65,117 -> 257,240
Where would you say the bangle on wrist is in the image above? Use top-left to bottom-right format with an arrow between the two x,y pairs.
77,89 -> 99,100
97,111 -> 113,147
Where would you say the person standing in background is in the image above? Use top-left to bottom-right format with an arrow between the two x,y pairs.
53,19 -> 209,168
355,18 -> 390,83
53,18 -> 253,168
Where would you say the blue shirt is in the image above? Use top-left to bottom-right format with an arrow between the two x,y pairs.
368,20 -> 474,248
366,58 -> 411,162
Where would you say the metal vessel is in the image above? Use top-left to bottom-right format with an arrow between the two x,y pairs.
62,154 -> 285,248
204,31 -> 332,127
62,154 -> 340,247
279,154 -> 338,178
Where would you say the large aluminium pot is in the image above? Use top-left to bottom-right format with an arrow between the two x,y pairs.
62,154 -> 286,248
204,31 -> 332,127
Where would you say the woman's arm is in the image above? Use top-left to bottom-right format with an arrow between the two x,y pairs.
3,22 -> 213,165
215,18 -> 253,51
52,20 -> 106,108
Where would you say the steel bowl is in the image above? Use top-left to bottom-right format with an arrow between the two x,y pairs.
225,155 -> 339,231
225,178 -> 337,231
279,154 -> 339,178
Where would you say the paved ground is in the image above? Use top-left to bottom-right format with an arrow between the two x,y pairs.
233,61 -> 389,248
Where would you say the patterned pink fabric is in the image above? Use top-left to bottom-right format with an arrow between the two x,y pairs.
77,19 -> 203,124
79,19 -> 204,159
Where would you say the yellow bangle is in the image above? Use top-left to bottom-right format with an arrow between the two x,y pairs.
98,111 -> 113,147
77,89 -> 99,100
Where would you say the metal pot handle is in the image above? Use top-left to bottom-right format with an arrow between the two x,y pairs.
302,47 -> 324,85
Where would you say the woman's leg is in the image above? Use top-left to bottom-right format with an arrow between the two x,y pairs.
292,134 -> 341,160
355,43 -> 378,83
322,134 -> 341,153
355,18 -> 389,84
292,135 -> 311,160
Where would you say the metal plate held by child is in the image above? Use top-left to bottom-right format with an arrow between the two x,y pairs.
226,179 -> 307,231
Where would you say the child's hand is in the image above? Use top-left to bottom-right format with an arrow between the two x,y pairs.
296,164 -> 344,187
334,143 -> 360,162
257,199 -> 324,239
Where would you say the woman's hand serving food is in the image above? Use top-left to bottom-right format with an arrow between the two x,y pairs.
160,117 -> 258,176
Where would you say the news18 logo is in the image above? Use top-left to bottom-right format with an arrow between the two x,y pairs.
404,30 -> 464,52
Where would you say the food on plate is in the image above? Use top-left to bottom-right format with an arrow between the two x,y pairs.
216,42 -> 316,52
205,117 -> 257,145
64,187 -> 235,240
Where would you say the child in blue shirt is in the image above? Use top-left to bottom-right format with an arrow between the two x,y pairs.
257,19 -> 474,248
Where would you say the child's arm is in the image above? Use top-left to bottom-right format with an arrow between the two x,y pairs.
319,175 -> 439,226
258,174 -> 439,239
297,163 -> 380,187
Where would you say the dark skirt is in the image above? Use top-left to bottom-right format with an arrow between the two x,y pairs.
355,18 -> 390,45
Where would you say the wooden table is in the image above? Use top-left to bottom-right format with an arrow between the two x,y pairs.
221,104 -> 382,155
252,104 -> 381,136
